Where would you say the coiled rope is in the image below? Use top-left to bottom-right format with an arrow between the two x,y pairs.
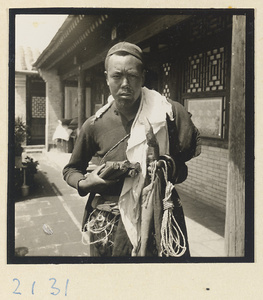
159,160 -> 187,257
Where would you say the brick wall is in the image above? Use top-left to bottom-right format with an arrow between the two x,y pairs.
176,145 -> 228,212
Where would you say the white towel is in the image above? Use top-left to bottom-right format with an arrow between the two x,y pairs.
119,87 -> 173,255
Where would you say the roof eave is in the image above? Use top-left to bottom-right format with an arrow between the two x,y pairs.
33,15 -> 73,69
15,70 -> 39,75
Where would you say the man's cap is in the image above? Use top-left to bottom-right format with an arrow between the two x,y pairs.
106,41 -> 144,63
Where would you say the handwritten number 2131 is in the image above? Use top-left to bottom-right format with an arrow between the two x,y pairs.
13,278 -> 69,296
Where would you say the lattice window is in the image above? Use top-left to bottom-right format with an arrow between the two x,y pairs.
32,96 -> 46,118
183,46 -> 226,93
162,62 -> 171,98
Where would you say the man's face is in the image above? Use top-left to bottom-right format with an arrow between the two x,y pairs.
105,54 -> 145,112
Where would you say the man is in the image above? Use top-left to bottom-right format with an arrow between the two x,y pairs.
63,41 -> 200,257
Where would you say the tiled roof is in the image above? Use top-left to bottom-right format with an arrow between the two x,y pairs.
16,45 -> 41,71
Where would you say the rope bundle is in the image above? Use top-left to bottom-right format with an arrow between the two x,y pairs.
82,209 -> 119,246
159,160 -> 187,257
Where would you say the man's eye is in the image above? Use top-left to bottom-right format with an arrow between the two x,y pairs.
128,74 -> 138,79
112,75 -> 121,79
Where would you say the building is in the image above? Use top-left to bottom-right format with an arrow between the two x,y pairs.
15,45 -> 46,145
33,10 -> 252,256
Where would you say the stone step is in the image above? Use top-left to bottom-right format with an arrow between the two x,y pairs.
23,145 -> 45,153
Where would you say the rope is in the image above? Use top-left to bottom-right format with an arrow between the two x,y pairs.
82,209 -> 119,246
159,160 -> 187,257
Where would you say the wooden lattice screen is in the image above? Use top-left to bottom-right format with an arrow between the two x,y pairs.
161,62 -> 172,98
32,96 -> 46,118
183,46 -> 226,94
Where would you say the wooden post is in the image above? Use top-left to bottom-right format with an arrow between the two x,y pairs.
225,15 -> 246,256
78,68 -> 86,129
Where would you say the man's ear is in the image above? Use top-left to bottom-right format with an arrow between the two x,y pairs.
104,71 -> 109,86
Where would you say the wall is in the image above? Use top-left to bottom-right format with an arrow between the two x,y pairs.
64,87 -> 91,119
176,145 -> 228,212
39,69 -> 63,150
15,74 -> 26,121
65,87 -> 78,119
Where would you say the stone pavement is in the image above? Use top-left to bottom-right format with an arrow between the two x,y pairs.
15,151 -> 90,257
15,149 -> 226,257
181,192 -> 225,257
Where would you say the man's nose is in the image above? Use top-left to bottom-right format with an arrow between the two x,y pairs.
121,76 -> 129,87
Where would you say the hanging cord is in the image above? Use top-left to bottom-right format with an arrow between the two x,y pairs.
159,160 -> 187,257
82,134 -> 130,247
142,160 -> 158,208
82,209 -> 119,246
100,133 -> 130,165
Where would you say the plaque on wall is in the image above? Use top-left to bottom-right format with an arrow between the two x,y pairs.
184,97 -> 224,139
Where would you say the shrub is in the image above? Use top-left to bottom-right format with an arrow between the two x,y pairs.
22,156 -> 39,187
15,117 -> 27,156
22,156 -> 39,174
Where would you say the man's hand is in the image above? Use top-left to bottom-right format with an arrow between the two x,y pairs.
78,164 -> 118,194
147,156 -> 176,180
147,160 -> 165,177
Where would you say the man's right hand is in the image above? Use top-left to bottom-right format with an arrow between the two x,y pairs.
78,164 -> 119,194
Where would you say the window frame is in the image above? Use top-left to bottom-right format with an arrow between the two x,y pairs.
180,39 -> 231,149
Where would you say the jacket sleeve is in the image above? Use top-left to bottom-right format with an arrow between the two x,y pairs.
166,100 -> 201,184
62,117 -> 97,195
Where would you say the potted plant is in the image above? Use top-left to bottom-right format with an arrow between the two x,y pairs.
15,117 -> 27,167
22,156 -> 39,187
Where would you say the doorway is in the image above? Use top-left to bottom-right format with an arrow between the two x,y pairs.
26,76 -> 46,145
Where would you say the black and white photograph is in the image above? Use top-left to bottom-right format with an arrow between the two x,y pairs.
8,8 -> 254,264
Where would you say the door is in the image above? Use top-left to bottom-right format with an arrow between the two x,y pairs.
30,96 -> 46,145
26,76 -> 46,145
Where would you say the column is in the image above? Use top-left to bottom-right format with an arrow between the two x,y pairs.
78,68 -> 86,130
39,69 -> 64,151
224,15 -> 246,256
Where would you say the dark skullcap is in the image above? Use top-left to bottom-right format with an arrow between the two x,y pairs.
105,41 -> 144,64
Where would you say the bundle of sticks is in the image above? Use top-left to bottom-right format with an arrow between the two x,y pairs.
98,160 -> 141,180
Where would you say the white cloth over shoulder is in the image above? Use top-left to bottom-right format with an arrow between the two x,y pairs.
52,120 -> 73,141
119,87 -> 174,256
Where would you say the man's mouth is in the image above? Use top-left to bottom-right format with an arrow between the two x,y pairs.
120,89 -> 132,95
119,92 -> 132,97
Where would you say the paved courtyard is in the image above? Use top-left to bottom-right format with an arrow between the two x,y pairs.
14,150 -> 226,258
